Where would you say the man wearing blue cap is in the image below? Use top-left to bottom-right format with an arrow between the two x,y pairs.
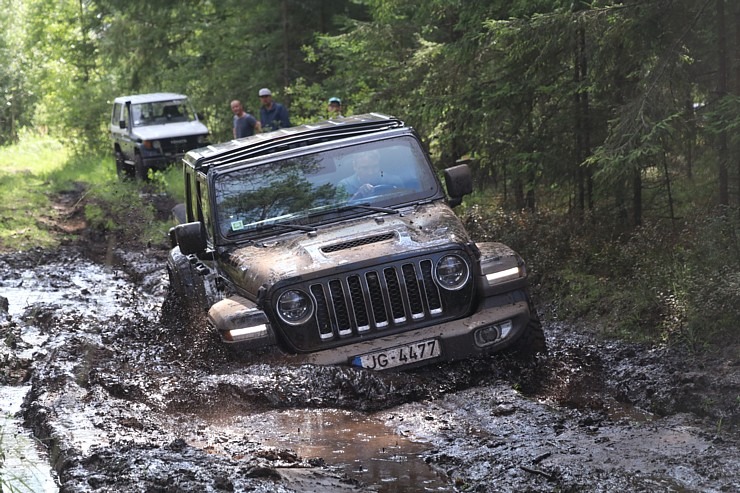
328,97 -> 343,118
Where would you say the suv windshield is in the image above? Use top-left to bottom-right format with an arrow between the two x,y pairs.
132,99 -> 195,127
214,137 -> 440,238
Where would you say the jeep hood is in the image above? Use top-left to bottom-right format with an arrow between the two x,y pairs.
222,202 -> 471,299
132,121 -> 209,140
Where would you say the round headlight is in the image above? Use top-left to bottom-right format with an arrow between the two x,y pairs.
435,255 -> 469,290
276,289 -> 314,325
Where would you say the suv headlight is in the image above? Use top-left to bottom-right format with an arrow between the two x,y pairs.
435,254 -> 469,290
276,289 -> 314,325
143,140 -> 163,152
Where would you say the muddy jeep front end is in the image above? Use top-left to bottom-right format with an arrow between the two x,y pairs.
165,114 -> 544,370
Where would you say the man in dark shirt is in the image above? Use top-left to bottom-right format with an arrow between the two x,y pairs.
231,100 -> 261,138
258,88 -> 291,131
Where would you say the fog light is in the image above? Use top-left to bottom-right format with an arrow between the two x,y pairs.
474,325 -> 500,347
485,267 -> 521,285
225,324 -> 268,342
498,319 -> 513,338
474,320 -> 513,347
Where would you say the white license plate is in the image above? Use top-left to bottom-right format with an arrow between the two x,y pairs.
351,339 -> 441,370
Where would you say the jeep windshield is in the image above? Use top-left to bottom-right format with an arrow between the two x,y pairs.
131,99 -> 196,127
214,137 -> 441,239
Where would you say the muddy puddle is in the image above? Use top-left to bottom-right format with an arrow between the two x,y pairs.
1,246 -> 738,492
175,407 -> 453,491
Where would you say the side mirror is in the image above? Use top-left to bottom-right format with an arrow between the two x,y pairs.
171,203 -> 188,225
197,112 -> 205,122
170,221 -> 207,254
443,164 -> 473,207
118,120 -> 126,129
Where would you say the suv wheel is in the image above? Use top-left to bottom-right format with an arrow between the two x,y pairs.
115,150 -> 133,179
134,154 -> 149,181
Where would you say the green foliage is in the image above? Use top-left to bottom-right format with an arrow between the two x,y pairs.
83,179 -> 170,248
0,133 -> 175,252
669,209 -> 740,351
0,132 -> 69,250
0,0 -> 36,145
461,201 -> 739,351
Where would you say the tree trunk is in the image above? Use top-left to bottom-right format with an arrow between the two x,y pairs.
735,3 -> 740,208
281,0 -> 290,88
685,98 -> 694,179
575,25 -> 586,213
633,167 -> 642,227
717,0 -> 729,206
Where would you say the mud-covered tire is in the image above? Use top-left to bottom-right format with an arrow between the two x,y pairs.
115,150 -> 134,180
134,154 -> 149,181
160,283 -> 186,326
510,313 -> 547,358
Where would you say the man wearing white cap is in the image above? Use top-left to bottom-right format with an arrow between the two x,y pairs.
258,88 -> 291,131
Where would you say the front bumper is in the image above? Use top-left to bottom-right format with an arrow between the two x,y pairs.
140,152 -> 183,170
301,297 -> 532,367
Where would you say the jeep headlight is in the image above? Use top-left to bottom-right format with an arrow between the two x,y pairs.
435,254 -> 469,290
197,134 -> 209,145
276,289 -> 314,325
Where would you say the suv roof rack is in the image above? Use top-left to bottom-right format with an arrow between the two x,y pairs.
185,113 -> 404,171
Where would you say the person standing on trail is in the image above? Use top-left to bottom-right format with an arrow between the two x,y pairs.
258,88 -> 291,131
231,100 -> 261,139
327,96 -> 343,118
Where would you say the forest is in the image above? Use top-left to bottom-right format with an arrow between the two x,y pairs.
1,0 -> 739,351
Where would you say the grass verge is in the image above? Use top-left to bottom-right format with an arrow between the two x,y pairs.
0,132 -> 182,253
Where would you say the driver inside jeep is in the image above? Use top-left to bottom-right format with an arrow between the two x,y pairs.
337,150 -> 403,200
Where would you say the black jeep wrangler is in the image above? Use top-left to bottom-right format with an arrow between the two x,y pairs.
110,93 -> 210,180
165,114 -> 544,370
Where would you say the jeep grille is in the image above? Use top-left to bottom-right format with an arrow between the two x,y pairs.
272,252 -> 475,352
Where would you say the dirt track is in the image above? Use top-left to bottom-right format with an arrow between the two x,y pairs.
1,184 -> 739,492
0,243 -> 737,492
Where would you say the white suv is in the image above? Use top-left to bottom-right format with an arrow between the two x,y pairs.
110,93 -> 209,180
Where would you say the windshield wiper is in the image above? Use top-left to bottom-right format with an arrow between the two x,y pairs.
257,222 -> 318,233
225,221 -> 317,238
337,203 -> 399,214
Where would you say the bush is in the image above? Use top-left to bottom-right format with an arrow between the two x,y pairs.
460,203 -> 740,352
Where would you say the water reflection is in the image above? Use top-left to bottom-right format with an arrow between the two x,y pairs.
190,407 -> 454,492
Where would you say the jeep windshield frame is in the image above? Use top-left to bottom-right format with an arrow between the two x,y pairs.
211,136 -> 442,241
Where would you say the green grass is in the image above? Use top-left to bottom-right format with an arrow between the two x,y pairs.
0,132 -> 182,252
0,134 -> 70,250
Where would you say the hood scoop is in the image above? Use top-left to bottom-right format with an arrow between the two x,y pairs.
321,232 -> 396,254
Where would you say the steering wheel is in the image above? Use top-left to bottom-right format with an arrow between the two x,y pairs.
370,184 -> 396,194
350,184 -> 397,201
